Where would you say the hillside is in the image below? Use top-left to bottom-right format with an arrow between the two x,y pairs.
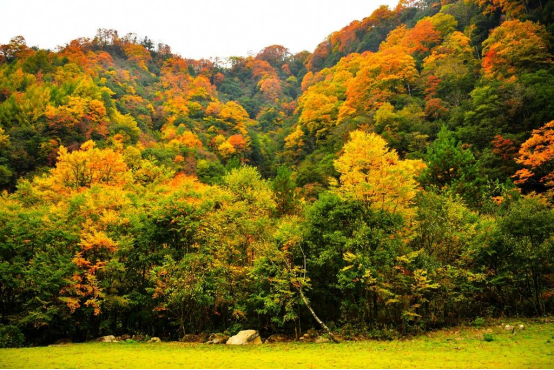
1,0 -> 554,346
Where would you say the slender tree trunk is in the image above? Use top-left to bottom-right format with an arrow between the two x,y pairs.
297,303 -> 302,340
373,292 -> 378,322
297,288 -> 339,343
532,269 -> 544,315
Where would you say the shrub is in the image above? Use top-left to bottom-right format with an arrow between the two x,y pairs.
483,333 -> 494,342
472,317 -> 486,328
0,325 -> 25,348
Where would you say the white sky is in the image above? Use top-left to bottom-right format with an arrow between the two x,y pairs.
1,0 -> 399,59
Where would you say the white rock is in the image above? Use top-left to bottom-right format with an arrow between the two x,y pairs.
226,330 -> 262,345
96,335 -> 116,342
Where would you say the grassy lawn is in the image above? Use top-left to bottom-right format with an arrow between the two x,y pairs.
1,322 -> 554,369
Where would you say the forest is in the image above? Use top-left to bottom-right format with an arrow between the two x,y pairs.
1,0 -> 554,347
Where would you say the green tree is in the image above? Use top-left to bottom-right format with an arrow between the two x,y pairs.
497,197 -> 554,315
419,127 -> 485,207
272,166 -> 298,216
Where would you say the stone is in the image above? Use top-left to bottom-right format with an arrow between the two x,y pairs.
299,333 -> 317,342
182,334 -> 197,342
96,335 -> 116,343
54,338 -> 72,345
504,325 -> 515,331
315,336 -> 330,343
121,334 -> 131,340
519,324 -> 526,330
205,333 -> 230,344
226,330 -> 263,345
299,329 -> 319,342
264,334 -> 290,344
132,334 -> 146,341
148,337 -> 161,343
182,333 -> 210,343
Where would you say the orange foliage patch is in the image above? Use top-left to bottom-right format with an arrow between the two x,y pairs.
515,120 -> 554,191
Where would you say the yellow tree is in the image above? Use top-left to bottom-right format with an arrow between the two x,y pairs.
482,20 -> 553,80
218,140 -> 236,158
296,53 -> 368,140
219,101 -> 251,135
49,140 -> 129,192
0,128 -> 8,148
423,31 -> 476,83
62,186 -> 128,315
333,131 -> 425,218
284,126 -> 305,159
26,141 -> 134,315
298,92 -> 339,139
339,47 -> 418,121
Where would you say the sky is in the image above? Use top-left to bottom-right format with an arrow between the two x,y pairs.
1,0 -> 399,60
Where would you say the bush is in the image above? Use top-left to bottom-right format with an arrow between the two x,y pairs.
0,325 -> 25,348
471,317 -> 486,328
483,333 -> 494,342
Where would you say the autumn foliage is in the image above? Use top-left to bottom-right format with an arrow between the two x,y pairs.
2,0 -> 554,345
482,20 -> 553,80
50,141 -> 128,191
333,130 -> 425,217
515,120 -> 554,195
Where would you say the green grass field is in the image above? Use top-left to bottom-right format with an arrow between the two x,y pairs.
2,322 -> 554,369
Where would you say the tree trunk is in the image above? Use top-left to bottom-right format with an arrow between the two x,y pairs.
298,288 -> 340,343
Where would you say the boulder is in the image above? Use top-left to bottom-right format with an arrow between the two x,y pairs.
182,334 -> 197,343
226,330 -> 263,345
183,333 -> 210,343
299,328 -> 319,342
299,333 -> 317,342
132,334 -> 146,341
504,325 -> 515,331
264,334 -> 290,344
205,333 -> 230,344
121,334 -> 131,341
315,336 -> 330,343
96,335 -> 116,343
148,337 -> 161,343
519,324 -> 526,330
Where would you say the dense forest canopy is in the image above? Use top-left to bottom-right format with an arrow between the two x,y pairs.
1,0 -> 554,347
